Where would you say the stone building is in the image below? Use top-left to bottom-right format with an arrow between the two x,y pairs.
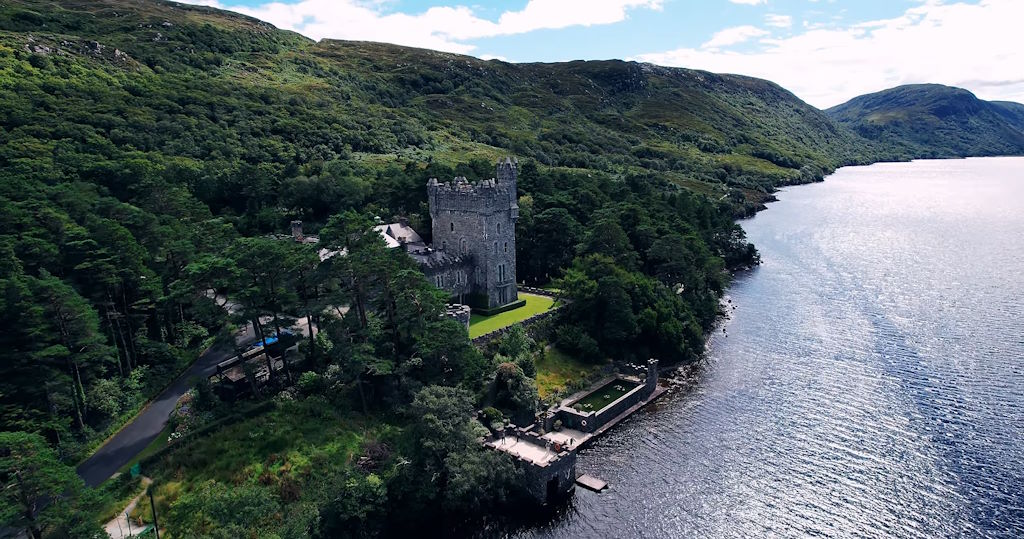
293,157 -> 521,311
425,157 -> 520,309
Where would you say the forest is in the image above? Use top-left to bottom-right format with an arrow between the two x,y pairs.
0,0 -> 872,537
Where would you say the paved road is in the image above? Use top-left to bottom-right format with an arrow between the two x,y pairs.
76,312 -> 316,488
76,338 -> 241,487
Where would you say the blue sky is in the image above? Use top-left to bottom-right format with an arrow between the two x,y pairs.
183,0 -> 1023,108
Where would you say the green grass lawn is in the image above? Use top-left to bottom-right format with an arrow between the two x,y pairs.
468,292 -> 555,338
571,378 -> 640,412
535,346 -> 606,400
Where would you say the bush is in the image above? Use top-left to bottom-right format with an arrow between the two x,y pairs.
554,325 -> 601,362
297,371 -> 325,395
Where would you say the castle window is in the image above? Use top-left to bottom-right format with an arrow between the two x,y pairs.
497,223 -> 501,234
503,242 -> 508,253
441,240 -> 446,250
450,222 -> 455,232
461,238 -> 467,254
436,275 -> 444,287
493,241 -> 497,252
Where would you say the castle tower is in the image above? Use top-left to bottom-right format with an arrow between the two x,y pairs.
427,157 -> 519,309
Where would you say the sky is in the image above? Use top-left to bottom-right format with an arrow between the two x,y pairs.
179,0 -> 1023,109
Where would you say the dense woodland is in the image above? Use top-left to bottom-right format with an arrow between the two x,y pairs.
1,0 -> 1020,537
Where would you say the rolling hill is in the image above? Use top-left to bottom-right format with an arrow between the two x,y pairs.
0,0 -> 884,217
827,84 -> 1024,158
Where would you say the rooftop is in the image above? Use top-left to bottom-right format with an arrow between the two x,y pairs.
487,435 -> 560,466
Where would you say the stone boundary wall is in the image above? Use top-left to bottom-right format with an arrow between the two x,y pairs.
469,286 -> 563,346
470,306 -> 560,346
593,379 -> 652,427
517,286 -> 561,298
547,360 -> 659,434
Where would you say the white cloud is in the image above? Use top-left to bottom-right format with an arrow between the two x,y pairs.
702,25 -> 769,49
729,0 -> 767,5
764,14 -> 792,28
180,0 -> 661,55
633,0 -> 1024,108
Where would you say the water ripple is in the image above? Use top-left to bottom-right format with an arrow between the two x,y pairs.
508,158 -> 1024,539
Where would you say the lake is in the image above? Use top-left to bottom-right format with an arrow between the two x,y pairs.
509,157 -> 1024,538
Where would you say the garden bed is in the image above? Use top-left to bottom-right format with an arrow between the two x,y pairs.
570,379 -> 641,413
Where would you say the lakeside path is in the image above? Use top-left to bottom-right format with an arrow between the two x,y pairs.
76,338 -> 241,487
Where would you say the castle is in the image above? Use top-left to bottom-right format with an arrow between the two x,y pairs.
377,157 -> 520,310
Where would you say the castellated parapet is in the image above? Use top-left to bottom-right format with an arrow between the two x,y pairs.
427,157 -> 520,309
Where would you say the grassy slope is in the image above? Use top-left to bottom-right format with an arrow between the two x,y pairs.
126,399 -> 387,529
535,346 -> 606,401
827,84 -> 1024,158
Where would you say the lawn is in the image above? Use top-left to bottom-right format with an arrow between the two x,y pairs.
571,378 -> 640,413
468,292 -> 555,338
535,346 -> 606,400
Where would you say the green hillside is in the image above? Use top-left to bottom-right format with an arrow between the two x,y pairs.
0,0 -> 883,223
991,100 -> 1024,131
3,0 -> 1023,536
827,84 -> 1024,158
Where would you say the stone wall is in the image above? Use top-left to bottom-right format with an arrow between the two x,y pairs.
517,286 -> 558,298
427,158 -> 519,309
485,425 -> 577,505
548,359 -> 660,434
444,304 -> 471,331
470,306 -> 561,346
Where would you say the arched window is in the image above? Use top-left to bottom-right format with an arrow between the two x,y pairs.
497,222 -> 501,234
503,242 -> 508,253
493,241 -> 498,252
450,222 -> 455,232
461,238 -> 467,253
441,240 -> 446,250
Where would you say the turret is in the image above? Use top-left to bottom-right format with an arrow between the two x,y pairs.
496,156 -> 519,220
426,157 -> 520,309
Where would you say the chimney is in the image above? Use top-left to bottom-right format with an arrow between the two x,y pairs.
290,220 -> 304,242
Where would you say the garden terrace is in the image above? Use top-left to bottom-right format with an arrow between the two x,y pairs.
570,379 -> 641,413
468,292 -> 556,339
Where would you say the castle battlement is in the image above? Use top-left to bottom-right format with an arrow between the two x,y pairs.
426,157 -> 520,309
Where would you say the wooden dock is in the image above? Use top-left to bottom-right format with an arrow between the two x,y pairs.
575,474 -> 608,492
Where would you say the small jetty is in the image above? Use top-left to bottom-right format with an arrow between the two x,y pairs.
575,474 -> 608,492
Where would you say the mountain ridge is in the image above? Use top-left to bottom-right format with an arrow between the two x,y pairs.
826,83 -> 1024,158
0,0 -> 883,220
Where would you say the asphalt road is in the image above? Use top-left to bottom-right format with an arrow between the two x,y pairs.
76,339 -> 239,487
75,312 -> 315,488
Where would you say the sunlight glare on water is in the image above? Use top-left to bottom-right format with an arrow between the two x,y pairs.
511,157 -> 1024,538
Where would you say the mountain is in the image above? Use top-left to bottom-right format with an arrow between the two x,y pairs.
0,0 -> 881,217
990,100 -> 1024,131
827,84 -> 1024,158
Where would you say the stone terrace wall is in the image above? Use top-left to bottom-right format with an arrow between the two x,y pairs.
593,379 -> 653,427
